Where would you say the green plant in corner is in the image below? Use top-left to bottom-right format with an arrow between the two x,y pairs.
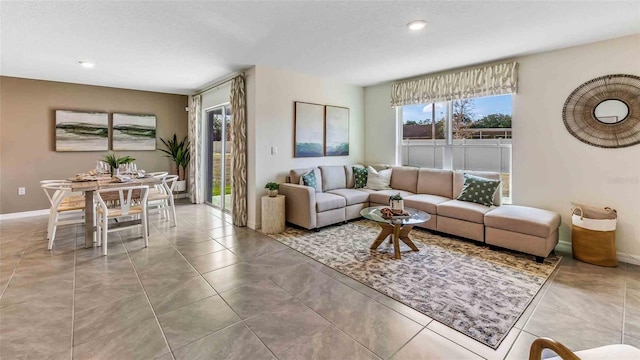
103,152 -> 135,176
159,134 -> 190,180
265,182 -> 279,191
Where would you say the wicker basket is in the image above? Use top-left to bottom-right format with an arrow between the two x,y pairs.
571,205 -> 617,267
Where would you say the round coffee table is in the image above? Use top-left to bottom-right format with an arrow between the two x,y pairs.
360,206 -> 431,259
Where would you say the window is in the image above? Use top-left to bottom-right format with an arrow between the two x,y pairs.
401,94 -> 512,202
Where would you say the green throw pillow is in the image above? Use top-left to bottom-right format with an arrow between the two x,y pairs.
353,167 -> 368,189
457,173 -> 500,207
301,170 -> 317,190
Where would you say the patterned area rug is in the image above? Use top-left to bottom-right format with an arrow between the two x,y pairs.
267,220 -> 561,349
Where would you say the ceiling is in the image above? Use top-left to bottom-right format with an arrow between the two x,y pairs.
1,1 -> 639,95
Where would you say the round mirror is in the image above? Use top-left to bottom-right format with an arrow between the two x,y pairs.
594,99 -> 629,124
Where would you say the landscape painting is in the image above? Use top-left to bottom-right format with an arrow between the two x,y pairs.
112,113 -> 157,151
55,110 -> 108,151
324,105 -> 349,156
294,102 -> 324,157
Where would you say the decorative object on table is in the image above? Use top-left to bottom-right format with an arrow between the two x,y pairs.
389,193 -> 404,213
380,207 -> 409,219
265,182 -> 279,197
55,110 -> 108,151
294,102 -> 324,157
112,113 -> 157,150
159,133 -> 190,192
571,203 -> 618,267
324,105 -> 349,156
103,152 -> 135,177
266,220 -> 561,349
261,195 -> 285,234
562,74 -> 640,148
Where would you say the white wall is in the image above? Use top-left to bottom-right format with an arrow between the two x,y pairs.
364,83 -> 396,165
514,34 -> 640,257
248,65 -> 365,229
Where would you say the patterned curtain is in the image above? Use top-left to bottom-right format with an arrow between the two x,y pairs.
229,76 -> 247,226
391,61 -> 518,106
188,94 -> 204,203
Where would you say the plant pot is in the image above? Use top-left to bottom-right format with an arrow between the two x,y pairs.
267,189 -> 278,197
175,180 -> 187,192
390,199 -> 404,212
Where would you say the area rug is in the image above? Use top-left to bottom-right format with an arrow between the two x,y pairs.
266,220 -> 561,349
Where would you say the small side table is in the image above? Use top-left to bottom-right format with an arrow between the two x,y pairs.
261,195 -> 285,234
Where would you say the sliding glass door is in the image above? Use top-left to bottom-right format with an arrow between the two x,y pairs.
205,105 -> 232,212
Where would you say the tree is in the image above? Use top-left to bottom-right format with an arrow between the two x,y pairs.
469,113 -> 512,128
452,98 -> 475,139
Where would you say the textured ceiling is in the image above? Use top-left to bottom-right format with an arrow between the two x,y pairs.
1,1 -> 639,94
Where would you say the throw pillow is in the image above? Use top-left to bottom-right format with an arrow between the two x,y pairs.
301,170 -> 318,190
353,167 -> 368,189
365,166 -> 392,190
457,173 -> 501,207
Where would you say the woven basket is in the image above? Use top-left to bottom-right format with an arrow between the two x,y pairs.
571,206 -> 617,267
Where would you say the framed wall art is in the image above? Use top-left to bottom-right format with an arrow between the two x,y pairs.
294,102 -> 324,157
324,105 -> 349,156
55,110 -> 108,151
112,113 -> 157,151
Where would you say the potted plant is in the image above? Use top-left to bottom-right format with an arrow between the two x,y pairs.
103,152 -> 135,177
389,193 -> 404,212
159,134 -> 190,192
265,182 -> 279,197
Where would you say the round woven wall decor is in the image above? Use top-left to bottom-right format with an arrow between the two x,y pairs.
562,74 -> 640,148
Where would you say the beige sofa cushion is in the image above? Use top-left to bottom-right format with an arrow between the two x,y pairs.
485,205 -> 561,238
315,192 -> 346,212
290,167 -> 323,192
327,189 -> 369,206
345,164 -> 364,189
369,189 -> 415,205
319,166 -> 346,192
437,199 -> 492,224
453,170 -> 501,206
417,168 -> 453,198
390,166 -> 419,193
404,194 -> 450,214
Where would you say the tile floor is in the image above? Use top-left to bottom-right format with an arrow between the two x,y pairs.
1,202 -> 639,360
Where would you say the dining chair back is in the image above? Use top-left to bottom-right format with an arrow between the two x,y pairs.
41,182 -> 86,250
147,174 -> 178,227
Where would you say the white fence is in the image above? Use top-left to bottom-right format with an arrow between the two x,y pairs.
402,139 -> 511,173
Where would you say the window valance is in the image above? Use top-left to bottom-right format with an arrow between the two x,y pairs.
390,61 -> 518,106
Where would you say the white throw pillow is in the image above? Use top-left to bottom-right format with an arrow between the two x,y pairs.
365,166 -> 392,190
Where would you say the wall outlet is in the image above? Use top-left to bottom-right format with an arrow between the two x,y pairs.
18,187 -> 26,196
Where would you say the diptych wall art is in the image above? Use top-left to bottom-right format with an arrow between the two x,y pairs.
55,110 -> 109,151
293,101 -> 350,158
112,113 -> 157,151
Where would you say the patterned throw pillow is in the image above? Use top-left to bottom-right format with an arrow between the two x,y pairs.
301,170 -> 318,190
353,167 -> 368,189
457,173 -> 500,207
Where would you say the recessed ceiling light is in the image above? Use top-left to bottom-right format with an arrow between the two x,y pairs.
78,61 -> 95,69
407,20 -> 427,31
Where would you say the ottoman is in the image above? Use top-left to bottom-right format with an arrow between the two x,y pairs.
484,205 -> 561,263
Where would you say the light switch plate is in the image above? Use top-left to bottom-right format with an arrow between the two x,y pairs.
271,146 -> 277,155
18,187 -> 26,195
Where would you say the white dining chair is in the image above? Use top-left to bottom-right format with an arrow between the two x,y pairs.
147,174 -> 178,227
95,185 -> 150,255
41,182 -> 87,250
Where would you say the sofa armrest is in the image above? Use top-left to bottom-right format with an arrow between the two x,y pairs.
279,183 -> 317,229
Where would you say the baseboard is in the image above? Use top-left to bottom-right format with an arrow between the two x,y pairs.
0,209 -> 49,220
558,240 -> 640,266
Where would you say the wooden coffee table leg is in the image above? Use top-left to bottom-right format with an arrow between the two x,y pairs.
398,225 -> 419,251
370,223 -> 393,250
393,224 -> 402,259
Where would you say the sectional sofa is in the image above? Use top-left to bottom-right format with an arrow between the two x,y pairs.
278,165 -> 561,262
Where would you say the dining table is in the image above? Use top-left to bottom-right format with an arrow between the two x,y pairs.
70,175 -> 162,248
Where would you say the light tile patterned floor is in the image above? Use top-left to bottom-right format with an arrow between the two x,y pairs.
1,202 -> 639,359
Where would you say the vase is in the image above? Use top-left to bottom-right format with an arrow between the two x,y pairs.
390,199 -> 404,212
267,189 -> 278,197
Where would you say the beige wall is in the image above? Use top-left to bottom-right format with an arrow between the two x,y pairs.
0,76 -> 188,214
248,65 -> 365,229
363,34 -> 640,259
